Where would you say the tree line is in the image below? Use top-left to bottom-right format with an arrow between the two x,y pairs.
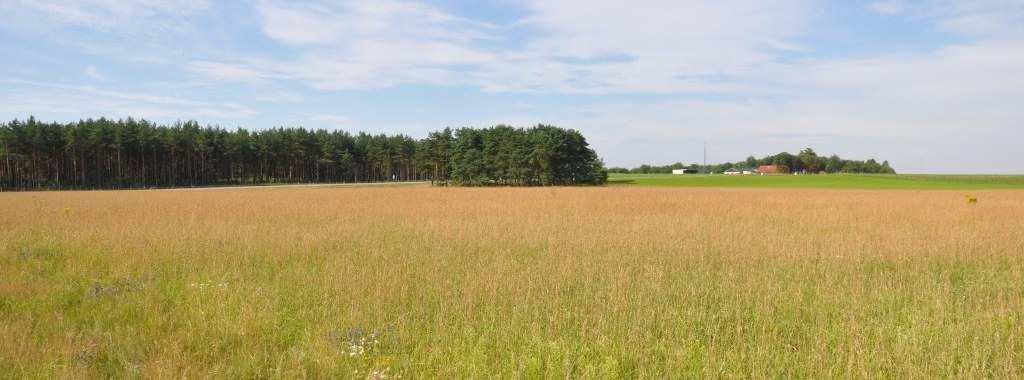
608,148 -> 896,174
0,117 -> 607,191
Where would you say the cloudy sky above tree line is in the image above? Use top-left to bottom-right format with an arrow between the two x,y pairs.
2,0 -> 1022,172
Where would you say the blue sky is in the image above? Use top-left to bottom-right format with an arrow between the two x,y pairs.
1,0 -> 1022,173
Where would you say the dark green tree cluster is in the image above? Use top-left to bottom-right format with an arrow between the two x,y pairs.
0,117 -> 606,190
607,162 -> 699,174
608,148 -> 896,174
441,125 -> 607,186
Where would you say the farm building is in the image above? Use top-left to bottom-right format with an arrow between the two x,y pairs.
725,168 -> 757,175
757,165 -> 790,175
672,168 -> 699,174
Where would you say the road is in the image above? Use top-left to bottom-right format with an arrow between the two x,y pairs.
155,181 -> 431,191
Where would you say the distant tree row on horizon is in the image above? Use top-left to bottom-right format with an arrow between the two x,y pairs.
608,148 -> 896,174
0,117 -> 606,191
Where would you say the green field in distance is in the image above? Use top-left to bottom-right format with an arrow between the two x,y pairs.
608,173 -> 1024,190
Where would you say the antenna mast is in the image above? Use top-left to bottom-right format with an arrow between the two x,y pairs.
703,141 -> 707,173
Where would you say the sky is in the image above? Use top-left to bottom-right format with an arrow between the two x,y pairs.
1,0 -> 1023,173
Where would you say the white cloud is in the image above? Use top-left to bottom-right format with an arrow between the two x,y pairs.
483,0 -> 809,94
764,39 -> 1024,113
83,65 -> 104,80
254,92 -> 304,104
256,2 -> 347,45
257,0 -> 489,46
519,1 -> 806,66
0,80 -> 258,121
870,1 -> 904,15
188,61 -> 273,85
0,0 -> 210,33
868,0 -> 1024,36
194,0 -> 810,94
0,0 -> 219,65
931,1 -> 1024,36
244,0 -> 502,90
309,113 -> 350,125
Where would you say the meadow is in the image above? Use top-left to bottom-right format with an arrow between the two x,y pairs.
2,184 -> 1024,377
609,173 -> 1024,190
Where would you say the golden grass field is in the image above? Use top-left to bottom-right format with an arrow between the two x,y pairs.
2,185 -> 1023,378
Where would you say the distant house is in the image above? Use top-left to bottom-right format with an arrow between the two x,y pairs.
729,168 -> 757,175
672,168 -> 699,174
757,165 -> 790,175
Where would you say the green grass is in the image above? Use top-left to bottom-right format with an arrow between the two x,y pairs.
608,173 -> 1024,190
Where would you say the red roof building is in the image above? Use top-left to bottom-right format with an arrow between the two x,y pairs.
757,165 -> 790,174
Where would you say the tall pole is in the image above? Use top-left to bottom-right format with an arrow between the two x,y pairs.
703,141 -> 707,174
